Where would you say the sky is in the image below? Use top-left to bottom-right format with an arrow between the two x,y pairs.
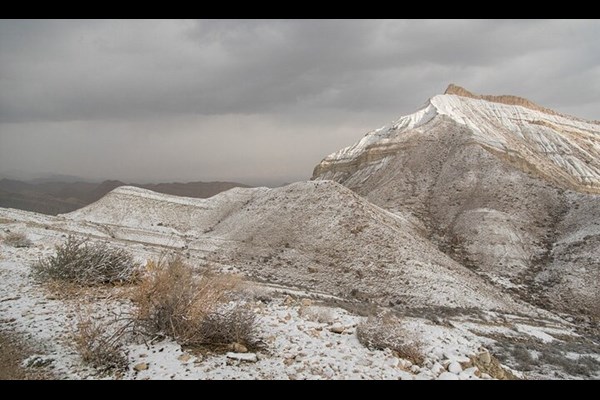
1,19 -> 599,186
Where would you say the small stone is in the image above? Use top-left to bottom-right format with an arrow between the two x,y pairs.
300,298 -> 312,307
463,366 -> 480,377
414,371 -> 433,380
437,372 -> 459,380
22,355 -> 53,368
232,343 -> 248,353
178,353 -> 192,362
448,361 -> 462,374
478,351 -> 491,365
430,362 -> 444,375
385,357 -> 399,368
226,352 -> 258,363
357,359 -> 372,367
307,266 -> 318,273
329,324 -> 345,334
283,295 -> 294,306
410,365 -> 421,374
134,362 -> 148,371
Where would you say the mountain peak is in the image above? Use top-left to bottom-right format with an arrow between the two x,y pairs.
443,83 -> 557,116
444,83 -> 476,97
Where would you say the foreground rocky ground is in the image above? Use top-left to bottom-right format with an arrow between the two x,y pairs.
1,226 -> 598,380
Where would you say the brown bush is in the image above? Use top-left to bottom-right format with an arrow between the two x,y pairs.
357,312 -> 424,365
132,257 -> 255,347
4,232 -> 32,248
72,308 -> 129,372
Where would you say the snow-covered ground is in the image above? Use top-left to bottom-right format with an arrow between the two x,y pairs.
1,219 -> 596,380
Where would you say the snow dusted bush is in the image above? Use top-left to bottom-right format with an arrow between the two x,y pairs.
32,235 -> 139,285
196,306 -> 257,348
357,311 -> 424,365
132,257 -> 257,348
4,232 -> 32,248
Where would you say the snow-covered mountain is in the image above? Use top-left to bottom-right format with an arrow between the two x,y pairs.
313,85 -> 600,317
1,84 -> 599,380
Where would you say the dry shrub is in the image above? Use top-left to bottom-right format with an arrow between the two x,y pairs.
196,306 -> 257,347
4,232 -> 32,248
132,257 -> 256,347
357,312 -> 424,365
72,308 -> 129,373
32,235 -> 139,285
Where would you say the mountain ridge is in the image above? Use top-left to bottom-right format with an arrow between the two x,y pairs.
313,85 -> 600,318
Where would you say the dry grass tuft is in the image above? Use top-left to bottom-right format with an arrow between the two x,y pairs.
132,257 -> 256,347
72,308 -> 130,373
357,311 -> 425,365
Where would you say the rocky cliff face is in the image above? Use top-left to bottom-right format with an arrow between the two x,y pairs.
313,85 -> 600,317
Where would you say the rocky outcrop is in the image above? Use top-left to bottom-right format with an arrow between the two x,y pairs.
444,84 -> 561,117
312,86 -> 600,318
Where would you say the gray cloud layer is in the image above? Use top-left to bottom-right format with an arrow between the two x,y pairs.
1,19 -> 599,184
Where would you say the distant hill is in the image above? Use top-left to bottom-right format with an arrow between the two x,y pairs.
0,178 -> 250,215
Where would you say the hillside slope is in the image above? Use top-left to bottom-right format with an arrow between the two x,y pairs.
64,183 -> 522,312
313,85 -> 600,317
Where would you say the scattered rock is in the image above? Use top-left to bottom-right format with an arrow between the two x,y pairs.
357,359 -> 372,367
430,362 -> 444,375
0,295 -> 21,302
283,295 -> 295,306
231,343 -> 248,353
463,366 -> 480,377
178,353 -> 192,362
226,352 -> 258,363
193,354 -> 204,364
415,371 -> 433,380
437,372 -> 460,380
478,351 -> 491,365
385,357 -> 399,368
22,355 -> 54,368
300,298 -> 312,307
448,361 -> 462,374
133,362 -> 148,371
329,324 -> 345,334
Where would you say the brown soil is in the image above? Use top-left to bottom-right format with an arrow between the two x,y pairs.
0,330 -> 53,380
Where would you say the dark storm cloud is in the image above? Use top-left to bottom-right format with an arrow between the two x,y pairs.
0,20 -> 599,184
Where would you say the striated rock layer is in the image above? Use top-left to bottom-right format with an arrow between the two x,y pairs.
313,85 -> 600,317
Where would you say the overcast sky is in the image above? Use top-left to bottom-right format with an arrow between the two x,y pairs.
1,19 -> 598,185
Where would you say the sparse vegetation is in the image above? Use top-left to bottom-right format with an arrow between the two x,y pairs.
132,257 -> 257,348
32,236 -> 139,285
4,232 -> 32,248
493,336 -> 600,378
356,312 -> 424,365
196,306 -> 257,347
72,309 -> 129,373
